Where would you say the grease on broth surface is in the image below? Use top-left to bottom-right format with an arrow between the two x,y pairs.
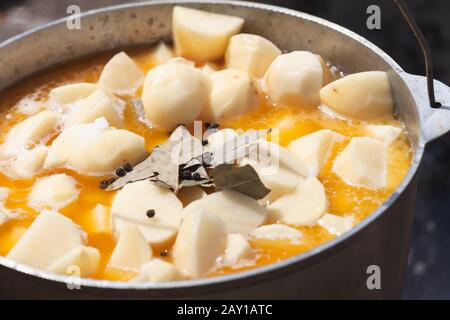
0,48 -> 412,281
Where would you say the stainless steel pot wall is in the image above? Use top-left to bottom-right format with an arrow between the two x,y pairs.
0,1 -> 449,300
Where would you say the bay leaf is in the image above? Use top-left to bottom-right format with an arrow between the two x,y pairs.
107,126 -> 190,190
211,164 -> 271,200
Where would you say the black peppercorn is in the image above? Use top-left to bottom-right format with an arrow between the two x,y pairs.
160,250 -> 168,257
193,172 -> 202,181
146,209 -> 156,218
99,180 -> 109,189
180,169 -> 192,180
123,163 -> 133,172
202,139 -> 209,146
116,167 -> 126,177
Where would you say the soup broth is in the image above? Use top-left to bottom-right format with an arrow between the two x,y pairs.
0,46 -> 412,281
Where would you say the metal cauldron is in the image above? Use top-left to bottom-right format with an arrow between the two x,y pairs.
0,1 -> 449,299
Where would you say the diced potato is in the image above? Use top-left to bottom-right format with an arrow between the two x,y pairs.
4,110 -> 59,153
98,51 -> 145,95
28,174 -> 80,210
288,130 -> 345,176
45,118 -> 147,175
200,63 -> 220,76
87,204 -> 111,234
226,34 -> 281,78
12,146 -> 48,178
242,140 -> 309,203
0,211 -> 8,226
186,190 -> 267,235
149,42 -> 175,66
0,188 -> 12,226
133,259 -> 183,282
268,177 -> 328,226
208,69 -> 259,120
0,187 -> 9,201
251,224 -> 303,241
320,71 -> 394,120
46,246 -> 100,277
205,128 -> 239,152
366,125 -> 402,145
108,226 -> 152,271
7,210 -> 85,269
222,234 -> 255,265
253,162 -> 304,205
167,57 -> 195,67
67,89 -> 124,128
142,62 -> 210,130
263,51 -> 324,109
172,6 -> 244,62
173,208 -> 227,278
318,213 -> 354,236
332,137 -> 387,189
177,186 -> 206,207
49,83 -> 98,105
111,180 -> 183,246
318,56 -> 335,86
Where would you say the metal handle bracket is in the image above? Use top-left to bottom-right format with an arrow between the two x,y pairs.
394,0 -> 441,108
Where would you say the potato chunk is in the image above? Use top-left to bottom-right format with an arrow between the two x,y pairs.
263,51 -> 324,109
133,259 -> 183,282
242,140 -> 309,203
288,130 -> 345,176
98,51 -> 144,95
186,190 -> 267,235
199,63 -> 220,76
142,62 -> 210,130
4,110 -> 59,153
268,177 -> 328,226
86,204 -> 111,235
12,146 -> 48,178
251,224 -> 303,241
366,125 -> 402,146
28,174 -> 80,210
0,188 -> 12,226
108,226 -> 152,271
318,213 -> 354,236
208,69 -> 259,119
49,82 -> 98,105
222,234 -> 255,265
320,71 -> 394,120
111,180 -> 183,246
47,246 -> 100,277
0,187 -> 9,201
0,211 -> 8,227
67,89 -> 124,128
205,128 -> 239,151
172,6 -> 244,62
45,118 -> 147,175
226,34 -> 281,78
177,186 -> 206,207
332,137 -> 387,189
7,210 -> 85,269
173,208 -> 227,278
149,42 -> 175,66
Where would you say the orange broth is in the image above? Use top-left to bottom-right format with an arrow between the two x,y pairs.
0,47 -> 412,281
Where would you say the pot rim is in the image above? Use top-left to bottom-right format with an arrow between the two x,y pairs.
0,0 -> 426,291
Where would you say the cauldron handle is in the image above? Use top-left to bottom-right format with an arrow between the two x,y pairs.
393,0 -> 441,109
394,0 -> 450,142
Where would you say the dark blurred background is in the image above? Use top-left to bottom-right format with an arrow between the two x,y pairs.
0,0 -> 449,299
